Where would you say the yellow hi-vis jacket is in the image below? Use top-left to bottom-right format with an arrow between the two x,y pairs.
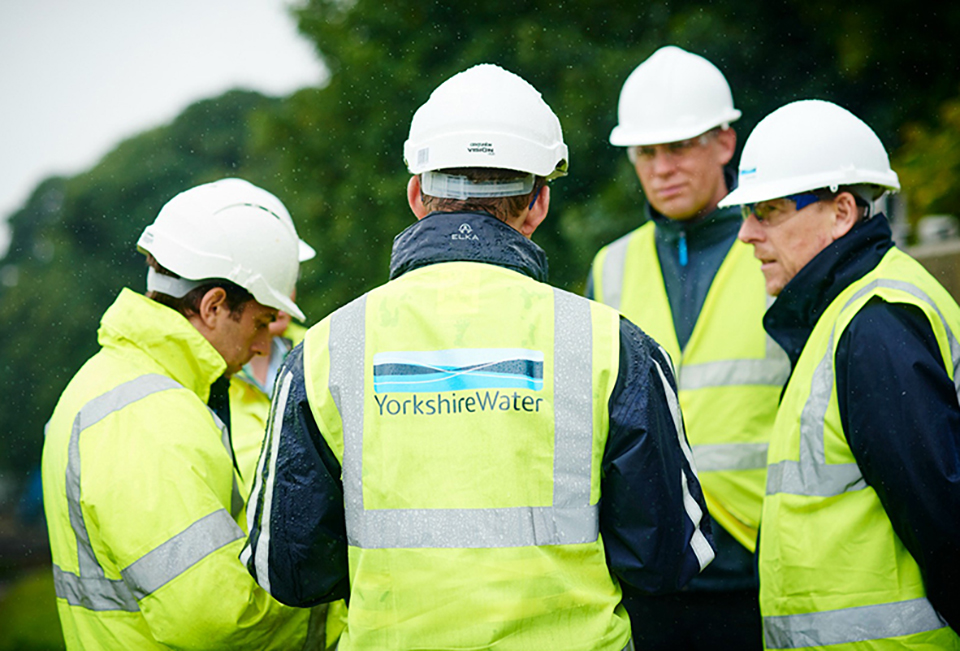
244,212 -> 713,650
591,222 -> 789,549
41,289 -> 309,650
760,248 -> 960,650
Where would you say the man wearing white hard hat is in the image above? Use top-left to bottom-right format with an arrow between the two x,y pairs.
185,178 -> 320,497
723,99 -> 960,649
242,63 -> 714,650
588,45 -> 787,649
40,180 -> 318,649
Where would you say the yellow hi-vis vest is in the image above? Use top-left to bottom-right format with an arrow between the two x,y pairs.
760,248 -> 960,650
592,222 -> 788,550
301,261 -> 631,651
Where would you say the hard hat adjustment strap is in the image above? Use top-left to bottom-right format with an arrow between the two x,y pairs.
421,171 -> 535,200
146,267 -> 207,298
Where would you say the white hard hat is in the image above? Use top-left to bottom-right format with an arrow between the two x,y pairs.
137,182 -> 305,321
404,64 -> 568,180
719,100 -> 900,208
609,46 -> 741,147
171,177 -> 316,262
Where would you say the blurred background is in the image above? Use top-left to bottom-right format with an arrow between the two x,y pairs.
1,1 -> 958,648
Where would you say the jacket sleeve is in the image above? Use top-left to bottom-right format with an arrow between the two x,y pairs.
242,343 -> 350,607
600,316 -> 715,595
836,299 -> 960,629
88,388 -> 309,649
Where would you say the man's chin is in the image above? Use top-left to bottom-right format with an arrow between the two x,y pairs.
225,360 -> 249,377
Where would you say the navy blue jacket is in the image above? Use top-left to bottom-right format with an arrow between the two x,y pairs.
242,211 -> 715,607
764,215 -> 960,630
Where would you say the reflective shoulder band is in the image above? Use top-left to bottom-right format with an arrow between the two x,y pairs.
421,171 -> 535,199
146,267 -> 206,298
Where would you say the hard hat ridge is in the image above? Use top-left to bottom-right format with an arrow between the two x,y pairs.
404,64 -> 569,182
137,180 -> 306,321
176,177 -> 316,263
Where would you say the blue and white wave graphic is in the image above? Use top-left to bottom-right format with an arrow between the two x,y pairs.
373,348 -> 544,393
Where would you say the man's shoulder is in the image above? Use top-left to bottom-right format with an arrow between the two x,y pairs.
595,222 -> 654,258
57,351 -> 204,423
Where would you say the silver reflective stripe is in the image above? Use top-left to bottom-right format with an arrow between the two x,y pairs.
766,457 -> 864,497
768,278 -> 960,498
331,290 -> 599,549
679,352 -> 790,391
53,564 -> 139,612
679,331 -> 790,392
652,352 -> 715,571
763,597 -> 948,649
354,505 -> 597,549
329,296 -> 368,547
552,289 -> 594,512
599,234 -> 631,310
67,374 -> 182,584
869,279 -> 960,394
251,369 -> 294,597
122,509 -> 243,600
693,442 -> 768,472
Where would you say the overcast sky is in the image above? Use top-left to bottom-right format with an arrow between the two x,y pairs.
0,0 -> 326,254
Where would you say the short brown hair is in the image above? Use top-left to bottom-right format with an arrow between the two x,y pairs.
421,168 -> 546,222
144,255 -> 252,321
810,187 -> 873,223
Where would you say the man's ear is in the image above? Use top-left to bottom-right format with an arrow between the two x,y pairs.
194,287 -> 228,329
407,175 -> 429,220
715,127 -> 737,167
831,192 -> 860,240
519,185 -> 550,238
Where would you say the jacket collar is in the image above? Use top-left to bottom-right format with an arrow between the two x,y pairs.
389,211 -> 549,282
98,289 -> 227,402
763,215 -> 895,367
650,203 -> 742,248
647,167 -> 741,247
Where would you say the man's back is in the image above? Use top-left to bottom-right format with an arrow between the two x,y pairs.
322,256 -> 628,649
245,211 -> 714,650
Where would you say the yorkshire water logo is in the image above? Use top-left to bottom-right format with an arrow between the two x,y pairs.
452,223 -> 479,241
373,348 -> 545,416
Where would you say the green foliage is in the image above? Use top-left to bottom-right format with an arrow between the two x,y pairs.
893,89 -> 960,224
0,567 -> 64,650
1,1 -> 959,481
0,91 -> 281,475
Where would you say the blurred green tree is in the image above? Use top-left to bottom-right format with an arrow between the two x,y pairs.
1,0 -> 959,485
0,91 -> 281,477
893,89 -> 960,226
